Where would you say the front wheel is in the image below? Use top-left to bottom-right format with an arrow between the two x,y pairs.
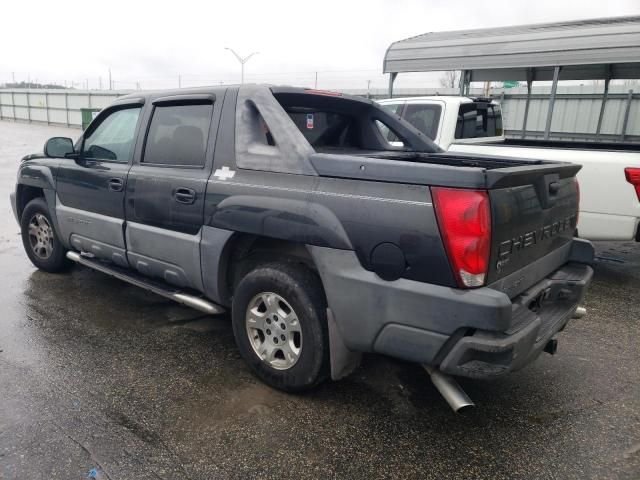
20,197 -> 70,273
231,260 -> 330,392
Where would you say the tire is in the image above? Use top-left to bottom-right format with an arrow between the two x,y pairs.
20,197 -> 70,273
231,260 -> 330,392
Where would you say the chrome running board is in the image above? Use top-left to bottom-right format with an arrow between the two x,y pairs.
66,251 -> 225,315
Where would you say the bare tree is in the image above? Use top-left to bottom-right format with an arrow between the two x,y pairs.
439,71 -> 460,88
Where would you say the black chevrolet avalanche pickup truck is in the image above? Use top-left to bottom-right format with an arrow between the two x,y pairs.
10,85 -> 594,405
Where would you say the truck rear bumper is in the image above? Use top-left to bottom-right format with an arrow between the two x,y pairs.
438,262 -> 592,378
309,239 -> 593,379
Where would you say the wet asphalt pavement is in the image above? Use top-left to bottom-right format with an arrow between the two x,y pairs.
0,120 -> 639,480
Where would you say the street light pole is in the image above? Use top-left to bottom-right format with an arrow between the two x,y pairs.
224,47 -> 259,84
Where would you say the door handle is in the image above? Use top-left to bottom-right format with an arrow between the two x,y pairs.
174,187 -> 196,205
108,178 -> 124,192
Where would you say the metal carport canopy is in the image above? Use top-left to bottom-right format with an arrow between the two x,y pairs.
384,15 -> 640,141
383,15 -> 640,82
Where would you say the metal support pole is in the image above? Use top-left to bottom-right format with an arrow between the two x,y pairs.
26,91 -> 31,124
388,72 -> 397,98
45,92 -> 50,125
521,68 -> 534,139
544,66 -> 560,140
11,91 -> 16,121
462,70 -> 472,96
65,92 -> 70,127
459,70 -> 466,96
620,89 -> 634,142
596,65 -> 611,140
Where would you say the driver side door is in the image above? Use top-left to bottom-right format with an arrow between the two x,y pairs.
56,102 -> 144,267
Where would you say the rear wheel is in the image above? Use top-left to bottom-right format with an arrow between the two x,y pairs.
231,260 -> 329,392
20,197 -> 70,273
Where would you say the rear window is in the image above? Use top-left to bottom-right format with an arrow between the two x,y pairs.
273,91 -> 417,153
455,103 -> 503,139
143,103 -> 212,166
403,104 -> 442,140
286,111 -> 358,149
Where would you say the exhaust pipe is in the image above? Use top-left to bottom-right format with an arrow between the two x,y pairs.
423,365 -> 475,412
572,306 -> 586,319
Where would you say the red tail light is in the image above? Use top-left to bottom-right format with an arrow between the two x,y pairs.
625,168 -> 640,201
432,187 -> 491,288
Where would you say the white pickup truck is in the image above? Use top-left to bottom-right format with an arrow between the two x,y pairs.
378,96 -> 640,242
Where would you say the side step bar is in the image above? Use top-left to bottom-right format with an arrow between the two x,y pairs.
66,251 -> 225,315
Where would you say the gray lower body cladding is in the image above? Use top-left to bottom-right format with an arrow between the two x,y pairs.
308,240 -> 593,379
10,191 -> 19,224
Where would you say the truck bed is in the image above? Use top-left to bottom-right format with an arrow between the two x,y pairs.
310,150 -> 580,190
315,148 -> 547,169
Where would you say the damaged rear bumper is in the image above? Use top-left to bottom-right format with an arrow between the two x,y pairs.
438,262 -> 593,378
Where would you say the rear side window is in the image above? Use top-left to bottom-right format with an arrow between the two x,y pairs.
143,103 -> 213,166
403,104 -> 442,140
455,103 -> 503,139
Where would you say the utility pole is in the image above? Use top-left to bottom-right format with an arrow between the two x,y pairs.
108,68 -> 112,90
483,81 -> 491,97
315,72 -> 318,88
224,47 -> 259,84
367,79 -> 371,98
12,72 -> 15,83
86,78 -> 89,90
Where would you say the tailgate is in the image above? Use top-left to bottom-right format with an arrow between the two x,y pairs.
487,166 -> 580,287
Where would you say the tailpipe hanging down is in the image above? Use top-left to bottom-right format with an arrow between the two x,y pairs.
423,365 -> 475,412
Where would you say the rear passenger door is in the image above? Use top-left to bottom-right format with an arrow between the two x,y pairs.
124,93 -> 221,292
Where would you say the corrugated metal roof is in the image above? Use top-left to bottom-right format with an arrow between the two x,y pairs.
384,15 -> 640,80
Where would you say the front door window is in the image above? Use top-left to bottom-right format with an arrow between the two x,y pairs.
83,107 -> 142,162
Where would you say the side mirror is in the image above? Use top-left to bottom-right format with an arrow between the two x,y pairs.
44,137 -> 75,158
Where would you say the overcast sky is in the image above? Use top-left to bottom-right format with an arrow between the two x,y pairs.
1,0 -> 639,90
